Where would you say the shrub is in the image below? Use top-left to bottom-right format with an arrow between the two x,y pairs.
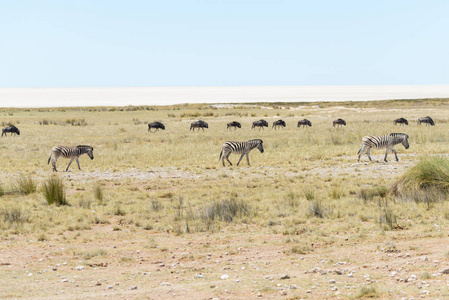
307,200 -> 325,218
358,186 -> 388,202
14,175 -> 37,195
201,198 -> 251,224
94,184 -> 103,204
43,176 -> 67,206
1,206 -> 30,225
390,156 -> 449,203
357,286 -> 378,298
378,208 -> 398,230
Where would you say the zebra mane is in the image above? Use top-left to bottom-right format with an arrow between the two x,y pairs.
389,133 -> 408,139
77,145 -> 93,150
248,139 -> 263,143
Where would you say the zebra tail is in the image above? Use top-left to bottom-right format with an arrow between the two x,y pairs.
219,149 -> 223,161
47,152 -> 52,164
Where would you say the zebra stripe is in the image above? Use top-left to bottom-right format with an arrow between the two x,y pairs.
219,139 -> 264,166
357,133 -> 409,162
48,145 -> 94,172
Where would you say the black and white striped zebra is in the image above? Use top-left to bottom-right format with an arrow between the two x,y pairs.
417,116 -> 435,126
219,139 -> 264,166
357,133 -> 409,162
48,145 -> 94,172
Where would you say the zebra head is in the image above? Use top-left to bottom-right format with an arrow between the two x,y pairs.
250,139 -> 264,153
390,133 -> 409,149
78,145 -> 94,160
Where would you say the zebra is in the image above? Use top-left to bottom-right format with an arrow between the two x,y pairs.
252,119 -> 268,130
272,119 -> 286,130
393,118 -> 408,126
48,145 -> 94,172
227,121 -> 241,130
297,119 -> 312,128
357,133 -> 409,162
148,121 -> 165,132
333,118 -> 346,127
417,116 -> 435,126
190,120 -> 208,131
219,139 -> 264,166
1,125 -> 20,137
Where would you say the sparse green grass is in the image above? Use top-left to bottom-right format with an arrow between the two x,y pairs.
13,175 -> 37,195
43,176 -> 67,206
357,286 -> 379,298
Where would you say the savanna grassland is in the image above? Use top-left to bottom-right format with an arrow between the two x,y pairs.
2,99 -> 449,299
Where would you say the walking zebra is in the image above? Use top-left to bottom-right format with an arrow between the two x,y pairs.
417,116 -> 435,126
1,125 -> 20,137
227,121 -> 241,130
272,119 -> 286,129
393,118 -> 408,126
48,145 -> 94,172
190,120 -> 208,131
219,139 -> 264,166
297,119 -> 312,128
252,119 -> 268,130
148,121 -> 165,132
333,118 -> 346,127
357,133 -> 409,162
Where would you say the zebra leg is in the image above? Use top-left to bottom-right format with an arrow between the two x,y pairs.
391,148 -> 399,161
246,153 -> 251,166
76,158 -> 81,170
51,158 -> 58,172
384,149 -> 389,162
357,145 -> 366,162
66,157 -> 75,171
366,148 -> 372,161
225,152 -> 233,166
236,153 -> 245,166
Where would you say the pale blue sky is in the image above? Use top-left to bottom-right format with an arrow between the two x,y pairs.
1,0 -> 448,87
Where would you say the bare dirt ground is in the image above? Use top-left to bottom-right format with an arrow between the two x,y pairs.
2,156 -> 449,299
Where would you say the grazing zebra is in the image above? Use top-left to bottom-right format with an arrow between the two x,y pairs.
357,133 -> 409,162
333,118 -> 346,127
393,118 -> 408,126
148,121 -> 165,132
48,145 -> 94,172
297,119 -> 312,128
252,119 -> 268,130
417,116 -> 435,126
272,119 -> 286,129
190,120 -> 209,131
227,121 -> 241,130
219,139 -> 264,166
1,125 -> 20,137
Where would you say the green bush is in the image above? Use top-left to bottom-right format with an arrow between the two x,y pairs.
43,176 -> 67,206
14,175 -> 37,195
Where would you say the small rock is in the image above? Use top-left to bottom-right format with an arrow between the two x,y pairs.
106,286 -> 113,290
129,286 -> 137,290
76,266 -> 84,271
160,282 -> 172,286
440,268 -> 449,274
289,284 -> 297,289
329,279 -> 336,284
347,273 -> 353,277
257,292 -> 262,297
195,273 -> 204,278
221,274 -> 229,280
280,290 -> 287,295
280,274 -> 290,280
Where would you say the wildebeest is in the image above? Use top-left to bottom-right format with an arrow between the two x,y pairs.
190,120 -> 209,131
333,118 -> 346,127
227,121 -> 241,130
1,125 -> 20,137
297,119 -> 312,128
272,119 -> 286,130
148,121 -> 165,133
393,118 -> 408,126
417,116 -> 435,126
252,119 -> 268,130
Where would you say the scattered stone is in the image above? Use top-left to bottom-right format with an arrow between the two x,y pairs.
334,269 -> 345,275
280,274 -> 290,280
440,268 -> 449,274
76,266 -> 84,271
280,290 -> 287,295
160,282 -> 172,286
347,273 -> 353,277
221,274 -> 229,280
129,286 -> 137,290
328,279 -> 336,284
195,273 -> 204,278
289,284 -> 297,289
257,292 -> 262,297
106,286 -> 113,290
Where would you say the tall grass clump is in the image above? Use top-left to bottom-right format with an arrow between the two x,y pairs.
43,176 -> 67,206
1,206 -> 30,226
14,175 -> 37,195
93,184 -> 103,204
0,184 -> 4,197
390,156 -> 449,204
200,198 -> 252,231
357,286 -> 379,298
